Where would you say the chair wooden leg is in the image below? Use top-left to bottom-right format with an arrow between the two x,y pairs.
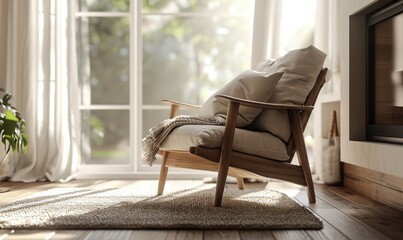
157,151 -> 169,195
215,167 -> 228,207
289,111 -> 316,203
236,177 -> 245,190
215,101 -> 239,207
297,149 -> 316,203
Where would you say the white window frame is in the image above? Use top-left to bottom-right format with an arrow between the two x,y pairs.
75,0 -> 256,179
74,3 -> 136,176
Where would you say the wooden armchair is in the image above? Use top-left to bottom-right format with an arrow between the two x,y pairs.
157,68 -> 328,207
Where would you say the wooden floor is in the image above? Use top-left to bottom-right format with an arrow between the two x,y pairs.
0,179 -> 402,240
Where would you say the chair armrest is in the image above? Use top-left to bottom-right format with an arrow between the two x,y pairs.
161,99 -> 201,118
161,99 -> 202,109
215,94 -> 313,111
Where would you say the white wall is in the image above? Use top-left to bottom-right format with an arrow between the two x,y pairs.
340,0 -> 403,178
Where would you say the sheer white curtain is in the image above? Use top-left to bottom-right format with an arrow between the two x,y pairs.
314,0 -> 340,94
252,0 -> 341,175
252,0 -> 318,64
0,0 -> 80,182
251,0 -> 283,67
313,0 -> 340,179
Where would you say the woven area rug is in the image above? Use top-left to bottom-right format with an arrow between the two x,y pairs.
0,185 -> 322,230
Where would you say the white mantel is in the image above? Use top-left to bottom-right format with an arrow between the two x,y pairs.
340,0 -> 403,178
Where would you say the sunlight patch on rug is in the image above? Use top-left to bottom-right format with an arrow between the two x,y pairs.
0,186 -> 322,230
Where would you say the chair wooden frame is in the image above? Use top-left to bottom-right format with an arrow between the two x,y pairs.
157,68 -> 328,207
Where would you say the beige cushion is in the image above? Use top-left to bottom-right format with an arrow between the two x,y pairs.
160,125 -> 290,161
197,70 -> 284,127
253,59 -> 275,71
251,45 -> 326,142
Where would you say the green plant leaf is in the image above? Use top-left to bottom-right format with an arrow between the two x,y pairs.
2,93 -> 12,106
0,90 -> 28,154
4,109 -> 18,121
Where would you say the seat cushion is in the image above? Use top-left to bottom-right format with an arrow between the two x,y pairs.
197,70 -> 284,127
251,45 -> 326,142
160,125 -> 290,161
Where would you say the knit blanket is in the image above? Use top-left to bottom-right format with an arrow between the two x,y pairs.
143,115 -> 225,166
142,115 -> 226,166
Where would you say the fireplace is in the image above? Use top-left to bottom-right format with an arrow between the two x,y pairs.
349,0 -> 403,144
367,1 -> 403,143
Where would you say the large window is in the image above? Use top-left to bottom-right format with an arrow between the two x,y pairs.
75,0 -> 254,175
75,0 -> 318,176
76,0 -> 132,173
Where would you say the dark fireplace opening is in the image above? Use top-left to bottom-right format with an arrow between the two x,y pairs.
366,1 -> 403,144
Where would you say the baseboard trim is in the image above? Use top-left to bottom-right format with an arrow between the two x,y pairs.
343,162 -> 403,212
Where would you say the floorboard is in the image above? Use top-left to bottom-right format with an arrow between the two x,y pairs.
0,180 -> 402,240
315,184 -> 403,240
271,230 -> 312,240
239,230 -> 276,240
204,230 -> 240,240
295,191 -> 389,240
165,230 -> 204,240
51,230 -> 91,240
272,182 -> 349,240
129,230 -> 170,240
328,186 -> 403,225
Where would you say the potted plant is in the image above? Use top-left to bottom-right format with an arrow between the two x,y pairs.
0,88 -> 28,193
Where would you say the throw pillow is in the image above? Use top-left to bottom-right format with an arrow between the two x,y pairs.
197,70 -> 284,127
253,58 -> 275,72
251,45 -> 327,142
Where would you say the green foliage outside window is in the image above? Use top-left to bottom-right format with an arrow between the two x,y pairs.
76,0 -> 253,162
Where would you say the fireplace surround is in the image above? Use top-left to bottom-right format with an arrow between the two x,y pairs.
350,0 -> 403,144
343,0 -> 403,209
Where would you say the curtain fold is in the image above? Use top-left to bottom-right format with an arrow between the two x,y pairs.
0,0 -> 80,182
314,0 -> 340,92
251,0 -> 283,67
251,0 -> 340,176
313,0 -> 341,179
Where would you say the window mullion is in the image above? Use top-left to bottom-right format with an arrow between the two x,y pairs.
79,105 -> 131,110
142,12 -> 250,17
76,12 -> 130,17
133,0 -> 142,173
